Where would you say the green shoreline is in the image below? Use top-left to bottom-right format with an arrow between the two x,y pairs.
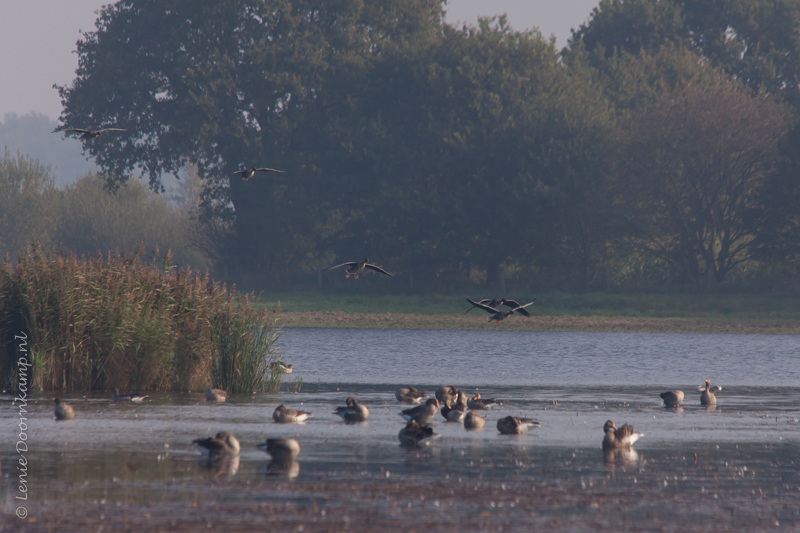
274,311 -> 800,334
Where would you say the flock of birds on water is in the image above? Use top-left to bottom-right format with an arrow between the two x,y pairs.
50,128 -> 726,476
52,377 -> 724,477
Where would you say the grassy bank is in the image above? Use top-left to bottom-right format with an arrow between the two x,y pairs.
259,291 -> 800,333
0,244 -> 284,393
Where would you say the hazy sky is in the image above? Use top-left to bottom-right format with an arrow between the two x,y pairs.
0,0 -> 599,120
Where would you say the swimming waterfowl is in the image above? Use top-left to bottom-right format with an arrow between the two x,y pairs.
233,166 -> 284,180
602,420 -> 643,450
465,298 -> 534,317
205,388 -> 228,402
323,258 -> 392,279
441,391 -> 467,422
58,127 -> 126,140
396,386 -> 427,404
464,411 -> 486,430
257,438 -> 301,461
333,397 -> 369,422
270,361 -> 294,374
400,398 -> 439,424
272,404 -> 313,424
497,416 -> 540,435
698,379 -> 722,405
398,420 -> 439,447
467,393 -> 499,410
54,398 -> 75,420
465,298 -> 536,322
111,387 -> 147,402
660,390 -> 684,407
435,385 -> 459,408
193,431 -> 241,458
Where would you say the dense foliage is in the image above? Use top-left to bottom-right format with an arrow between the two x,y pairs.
0,243 -> 282,393
54,0 -> 800,290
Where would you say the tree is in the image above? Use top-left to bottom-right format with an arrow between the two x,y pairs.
568,0 -> 800,111
615,63 -> 793,284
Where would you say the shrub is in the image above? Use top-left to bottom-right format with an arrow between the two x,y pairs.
0,243 -> 282,393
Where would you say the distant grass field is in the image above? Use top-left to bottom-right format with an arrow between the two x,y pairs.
256,290 -> 800,333
258,290 -> 800,318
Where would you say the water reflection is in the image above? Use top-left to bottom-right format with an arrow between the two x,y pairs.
266,459 -> 300,479
197,455 -> 240,479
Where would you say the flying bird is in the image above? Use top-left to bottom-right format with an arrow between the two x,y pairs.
233,167 -> 284,180
57,127 -> 126,140
465,298 -> 534,317
324,258 -> 392,279
465,298 -> 536,322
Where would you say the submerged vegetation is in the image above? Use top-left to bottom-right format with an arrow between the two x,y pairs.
0,243 -> 282,392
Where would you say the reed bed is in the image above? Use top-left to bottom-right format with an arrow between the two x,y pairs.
0,242 -> 282,393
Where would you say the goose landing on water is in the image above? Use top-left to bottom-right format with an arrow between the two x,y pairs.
465,298 -> 536,322
205,388 -> 228,402
465,298 -> 534,317
323,258 -> 392,279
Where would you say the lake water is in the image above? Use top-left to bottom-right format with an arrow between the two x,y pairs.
3,329 -> 799,531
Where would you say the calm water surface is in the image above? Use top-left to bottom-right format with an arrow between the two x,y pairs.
2,329 -> 799,530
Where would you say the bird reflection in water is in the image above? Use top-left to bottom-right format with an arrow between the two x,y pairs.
266,458 -> 300,479
198,454 -> 240,480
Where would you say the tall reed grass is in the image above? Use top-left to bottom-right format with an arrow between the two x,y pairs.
0,242 -> 282,393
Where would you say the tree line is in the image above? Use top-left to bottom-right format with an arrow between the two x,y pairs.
54,0 -> 800,292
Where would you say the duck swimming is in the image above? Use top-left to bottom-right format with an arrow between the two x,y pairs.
333,397 -> 369,422
54,398 -> 75,420
205,388 -> 228,402
193,431 -> 241,458
400,398 -> 439,424
324,258 -> 392,279
467,393 -> 499,410
270,361 -> 294,374
660,390 -> 684,407
497,416 -> 540,435
398,420 -> 439,447
112,387 -> 147,402
272,404 -> 313,423
396,386 -> 427,404
258,438 -> 300,461
464,410 -> 486,430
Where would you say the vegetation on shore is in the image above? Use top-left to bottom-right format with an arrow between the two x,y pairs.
0,244 -> 282,393
260,291 -> 800,334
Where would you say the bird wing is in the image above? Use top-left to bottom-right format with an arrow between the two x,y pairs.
255,167 -> 284,173
63,128 -> 90,134
615,424 -> 640,444
466,298 -> 500,314
323,262 -> 357,272
97,128 -> 126,132
232,169 -> 249,175
401,405 -> 423,417
509,299 -> 537,315
711,385 -> 722,392
465,298 -> 493,313
364,264 -> 393,276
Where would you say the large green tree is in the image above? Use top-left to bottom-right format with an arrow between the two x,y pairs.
614,51 -> 792,283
